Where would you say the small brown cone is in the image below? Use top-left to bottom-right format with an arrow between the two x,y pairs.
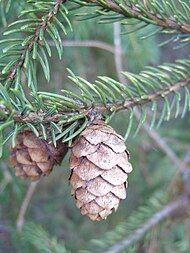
70,121 -> 133,221
9,130 -> 68,181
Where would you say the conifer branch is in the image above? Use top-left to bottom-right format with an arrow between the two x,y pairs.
0,0 -> 190,150
1,57 -> 189,147
83,0 -> 190,34
114,77 -> 190,112
0,0 -> 69,89
22,223 -> 69,252
102,196 -> 190,253
12,76 -> 190,125
8,0 -> 65,83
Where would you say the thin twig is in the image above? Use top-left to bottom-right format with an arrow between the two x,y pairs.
48,40 -> 115,54
102,197 -> 190,253
16,181 -> 39,232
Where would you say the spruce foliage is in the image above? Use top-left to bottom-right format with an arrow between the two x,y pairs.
0,0 -> 190,252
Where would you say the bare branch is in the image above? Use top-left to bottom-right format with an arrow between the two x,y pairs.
48,39 -> 115,54
16,181 -> 39,232
102,197 -> 190,253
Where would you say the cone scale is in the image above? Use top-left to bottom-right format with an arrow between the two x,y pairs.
70,121 -> 133,221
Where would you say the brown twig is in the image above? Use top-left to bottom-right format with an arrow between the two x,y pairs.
85,0 -> 190,33
102,196 -> 190,253
16,181 -> 39,232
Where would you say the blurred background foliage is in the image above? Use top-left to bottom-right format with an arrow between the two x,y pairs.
0,1 -> 190,253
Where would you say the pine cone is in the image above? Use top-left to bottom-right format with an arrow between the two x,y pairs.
9,130 -> 68,181
70,121 -> 133,221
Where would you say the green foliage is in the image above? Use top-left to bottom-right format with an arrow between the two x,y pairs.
0,0 -> 71,89
20,223 -> 70,253
72,0 -> 190,48
1,57 -> 190,152
0,0 -> 189,155
0,0 -> 23,26
0,0 -> 190,252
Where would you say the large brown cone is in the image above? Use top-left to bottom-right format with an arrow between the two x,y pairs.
9,130 -> 68,181
70,121 -> 133,221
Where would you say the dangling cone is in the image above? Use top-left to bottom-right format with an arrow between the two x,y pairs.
70,121 -> 133,221
9,130 -> 68,181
